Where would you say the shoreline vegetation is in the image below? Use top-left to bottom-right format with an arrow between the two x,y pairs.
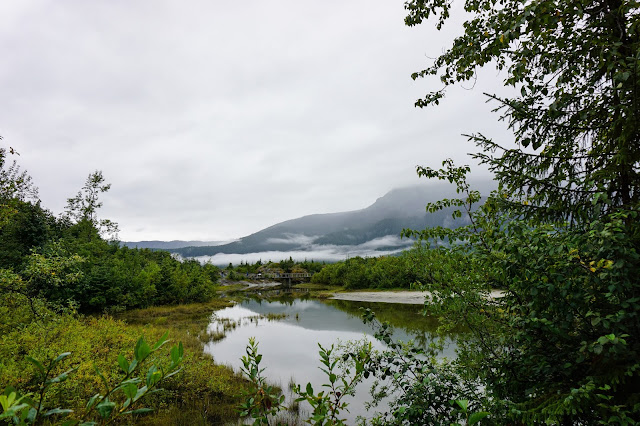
1,297 -> 253,425
101,280 -> 436,424
4,253 -> 437,426
222,278 -> 501,305
112,281 -> 433,423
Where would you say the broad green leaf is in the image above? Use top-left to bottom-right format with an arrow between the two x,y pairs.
133,385 -> 148,402
0,392 -> 15,410
170,342 -> 183,364
453,399 -> 468,411
0,403 -> 30,418
145,365 -> 161,387
43,408 -> 73,417
128,358 -> 139,374
52,352 -> 72,364
117,354 -> 129,375
469,411 -> 490,424
85,394 -> 101,410
151,331 -> 170,351
134,337 -> 151,362
26,407 -> 37,422
95,399 -> 115,419
123,408 -> 154,415
163,367 -> 183,379
47,368 -> 75,384
122,383 -> 137,400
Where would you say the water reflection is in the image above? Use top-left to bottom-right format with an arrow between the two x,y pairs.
204,297 -> 457,422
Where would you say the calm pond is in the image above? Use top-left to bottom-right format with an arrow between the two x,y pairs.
204,294 -> 456,422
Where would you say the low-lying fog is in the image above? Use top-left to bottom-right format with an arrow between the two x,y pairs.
194,235 -> 413,265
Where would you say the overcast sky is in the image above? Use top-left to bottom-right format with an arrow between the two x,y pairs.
1,0 -> 514,241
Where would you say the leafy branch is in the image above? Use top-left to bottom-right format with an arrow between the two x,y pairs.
0,332 -> 183,425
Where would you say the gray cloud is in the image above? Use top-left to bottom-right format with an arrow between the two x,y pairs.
1,0 -> 514,241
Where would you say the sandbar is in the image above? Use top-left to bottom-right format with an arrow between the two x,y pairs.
330,291 -> 428,305
330,289 -> 504,304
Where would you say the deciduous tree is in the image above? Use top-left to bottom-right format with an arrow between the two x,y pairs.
65,171 -> 119,241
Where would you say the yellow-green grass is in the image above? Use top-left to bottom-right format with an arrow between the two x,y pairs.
290,283 -> 344,299
216,283 -> 250,293
117,300 -> 249,424
1,298 -> 250,425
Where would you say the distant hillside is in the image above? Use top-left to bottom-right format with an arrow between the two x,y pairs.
120,240 -> 228,250
169,180 -> 495,258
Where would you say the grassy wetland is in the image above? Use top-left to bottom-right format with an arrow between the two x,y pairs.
1,298 -> 251,425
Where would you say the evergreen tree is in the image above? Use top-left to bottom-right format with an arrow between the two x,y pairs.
406,0 -> 639,223
398,0 -> 640,422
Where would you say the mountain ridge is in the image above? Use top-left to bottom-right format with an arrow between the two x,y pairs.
120,240 -> 229,250
159,180 -> 495,258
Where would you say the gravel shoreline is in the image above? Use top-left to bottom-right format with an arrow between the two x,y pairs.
330,290 -> 504,305
330,291 -> 429,304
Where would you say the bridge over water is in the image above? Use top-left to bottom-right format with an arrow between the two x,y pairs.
245,272 -> 313,284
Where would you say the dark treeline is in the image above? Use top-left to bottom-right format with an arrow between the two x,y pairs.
0,150 -> 246,424
0,163 -> 220,314
310,246 -> 479,290
224,257 -> 326,278
311,248 -> 432,289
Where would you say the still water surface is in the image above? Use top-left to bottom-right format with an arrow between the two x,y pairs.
204,295 -> 455,422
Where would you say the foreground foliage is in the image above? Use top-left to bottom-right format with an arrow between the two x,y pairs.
389,0 -> 640,422
1,333 -> 183,425
239,338 -> 374,426
406,0 -> 640,222
0,147 -> 248,424
403,162 -> 640,424
0,299 -> 249,425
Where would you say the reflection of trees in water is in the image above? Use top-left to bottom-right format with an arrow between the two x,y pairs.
245,289 -> 311,306
236,293 -> 462,350
324,299 -> 460,349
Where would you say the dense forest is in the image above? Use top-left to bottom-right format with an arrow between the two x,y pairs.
309,247 -> 468,290
0,166 -> 220,314
222,257 -> 326,279
2,0 -> 640,424
0,152 -> 250,424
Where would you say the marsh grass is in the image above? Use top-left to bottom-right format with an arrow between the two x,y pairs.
120,300 -> 297,423
0,300 -> 250,425
288,375 -> 297,391
217,283 -> 250,293
114,299 -> 252,424
261,312 -> 288,321
117,299 -> 233,329
292,283 -> 344,299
